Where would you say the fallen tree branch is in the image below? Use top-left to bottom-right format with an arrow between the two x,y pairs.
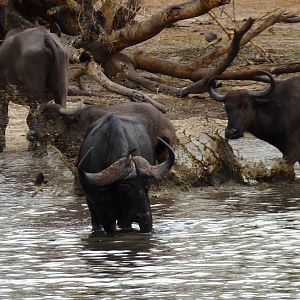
180,17 -> 255,96
85,60 -> 167,112
102,14 -> 299,97
113,18 -> 254,97
124,71 -> 182,96
133,11 -> 297,81
219,62 -> 300,80
79,0 -> 231,62
101,0 -> 120,34
63,40 -> 167,112
193,11 -> 296,68
71,51 -> 167,112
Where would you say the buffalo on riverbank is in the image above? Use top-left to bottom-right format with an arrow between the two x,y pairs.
0,25 -> 68,151
208,72 -> 300,165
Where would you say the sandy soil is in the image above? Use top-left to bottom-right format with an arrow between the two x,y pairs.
4,0 -> 300,158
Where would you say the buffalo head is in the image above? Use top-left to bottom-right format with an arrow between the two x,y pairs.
78,138 -> 175,233
207,72 -> 275,139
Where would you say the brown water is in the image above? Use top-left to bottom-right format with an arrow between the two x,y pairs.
0,139 -> 299,299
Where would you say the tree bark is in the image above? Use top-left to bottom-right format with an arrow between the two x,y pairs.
79,0 -> 231,62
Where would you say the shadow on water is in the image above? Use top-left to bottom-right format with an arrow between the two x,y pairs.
0,138 -> 299,299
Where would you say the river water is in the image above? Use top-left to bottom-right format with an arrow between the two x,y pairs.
0,138 -> 299,299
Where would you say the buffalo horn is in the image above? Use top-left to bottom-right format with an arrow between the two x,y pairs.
248,71 -> 275,98
83,138 -> 175,186
132,138 -> 175,179
207,77 -> 225,102
58,102 -> 85,116
83,154 -> 135,186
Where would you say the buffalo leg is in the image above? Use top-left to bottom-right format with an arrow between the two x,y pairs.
27,105 -> 47,155
92,211 -> 116,233
101,219 -> 117,234
26,106 -> 39,150
0,98 -> 8,152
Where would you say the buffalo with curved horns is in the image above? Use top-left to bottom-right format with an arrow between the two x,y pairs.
208,72 -> 300,164
0,26 -> 68,152
77,112 -> 175,233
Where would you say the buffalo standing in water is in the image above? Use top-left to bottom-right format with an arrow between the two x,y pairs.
78,112 -> 175,233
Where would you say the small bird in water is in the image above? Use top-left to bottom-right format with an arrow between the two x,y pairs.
32,172 -> 47,198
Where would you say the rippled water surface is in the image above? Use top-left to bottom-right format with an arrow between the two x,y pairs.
0,140 -> 299,299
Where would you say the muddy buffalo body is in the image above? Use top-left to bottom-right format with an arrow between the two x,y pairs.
208,72 -> 300,165
0,25 -> 68,152
77,112 -> 175,233
36,102 -> 177,164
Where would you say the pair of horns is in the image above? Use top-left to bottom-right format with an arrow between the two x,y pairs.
207,71 -> 275,102
79,138 -> 175,186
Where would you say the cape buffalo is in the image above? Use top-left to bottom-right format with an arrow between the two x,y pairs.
0,25 -> 68,152
207,72 -> 300,164
78,112 -> 175,233
36,102 -> 176,163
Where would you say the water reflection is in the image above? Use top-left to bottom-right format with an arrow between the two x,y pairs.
0,143 -> 299,299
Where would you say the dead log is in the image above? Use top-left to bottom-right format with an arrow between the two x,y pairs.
102,52 -> 182,96
219,63 -> 300,80
102,18 -> 254,97
68,50 -> 167,112
132,11 -> 298,81
85,60 -> 167,112
124,72 -> 182,96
